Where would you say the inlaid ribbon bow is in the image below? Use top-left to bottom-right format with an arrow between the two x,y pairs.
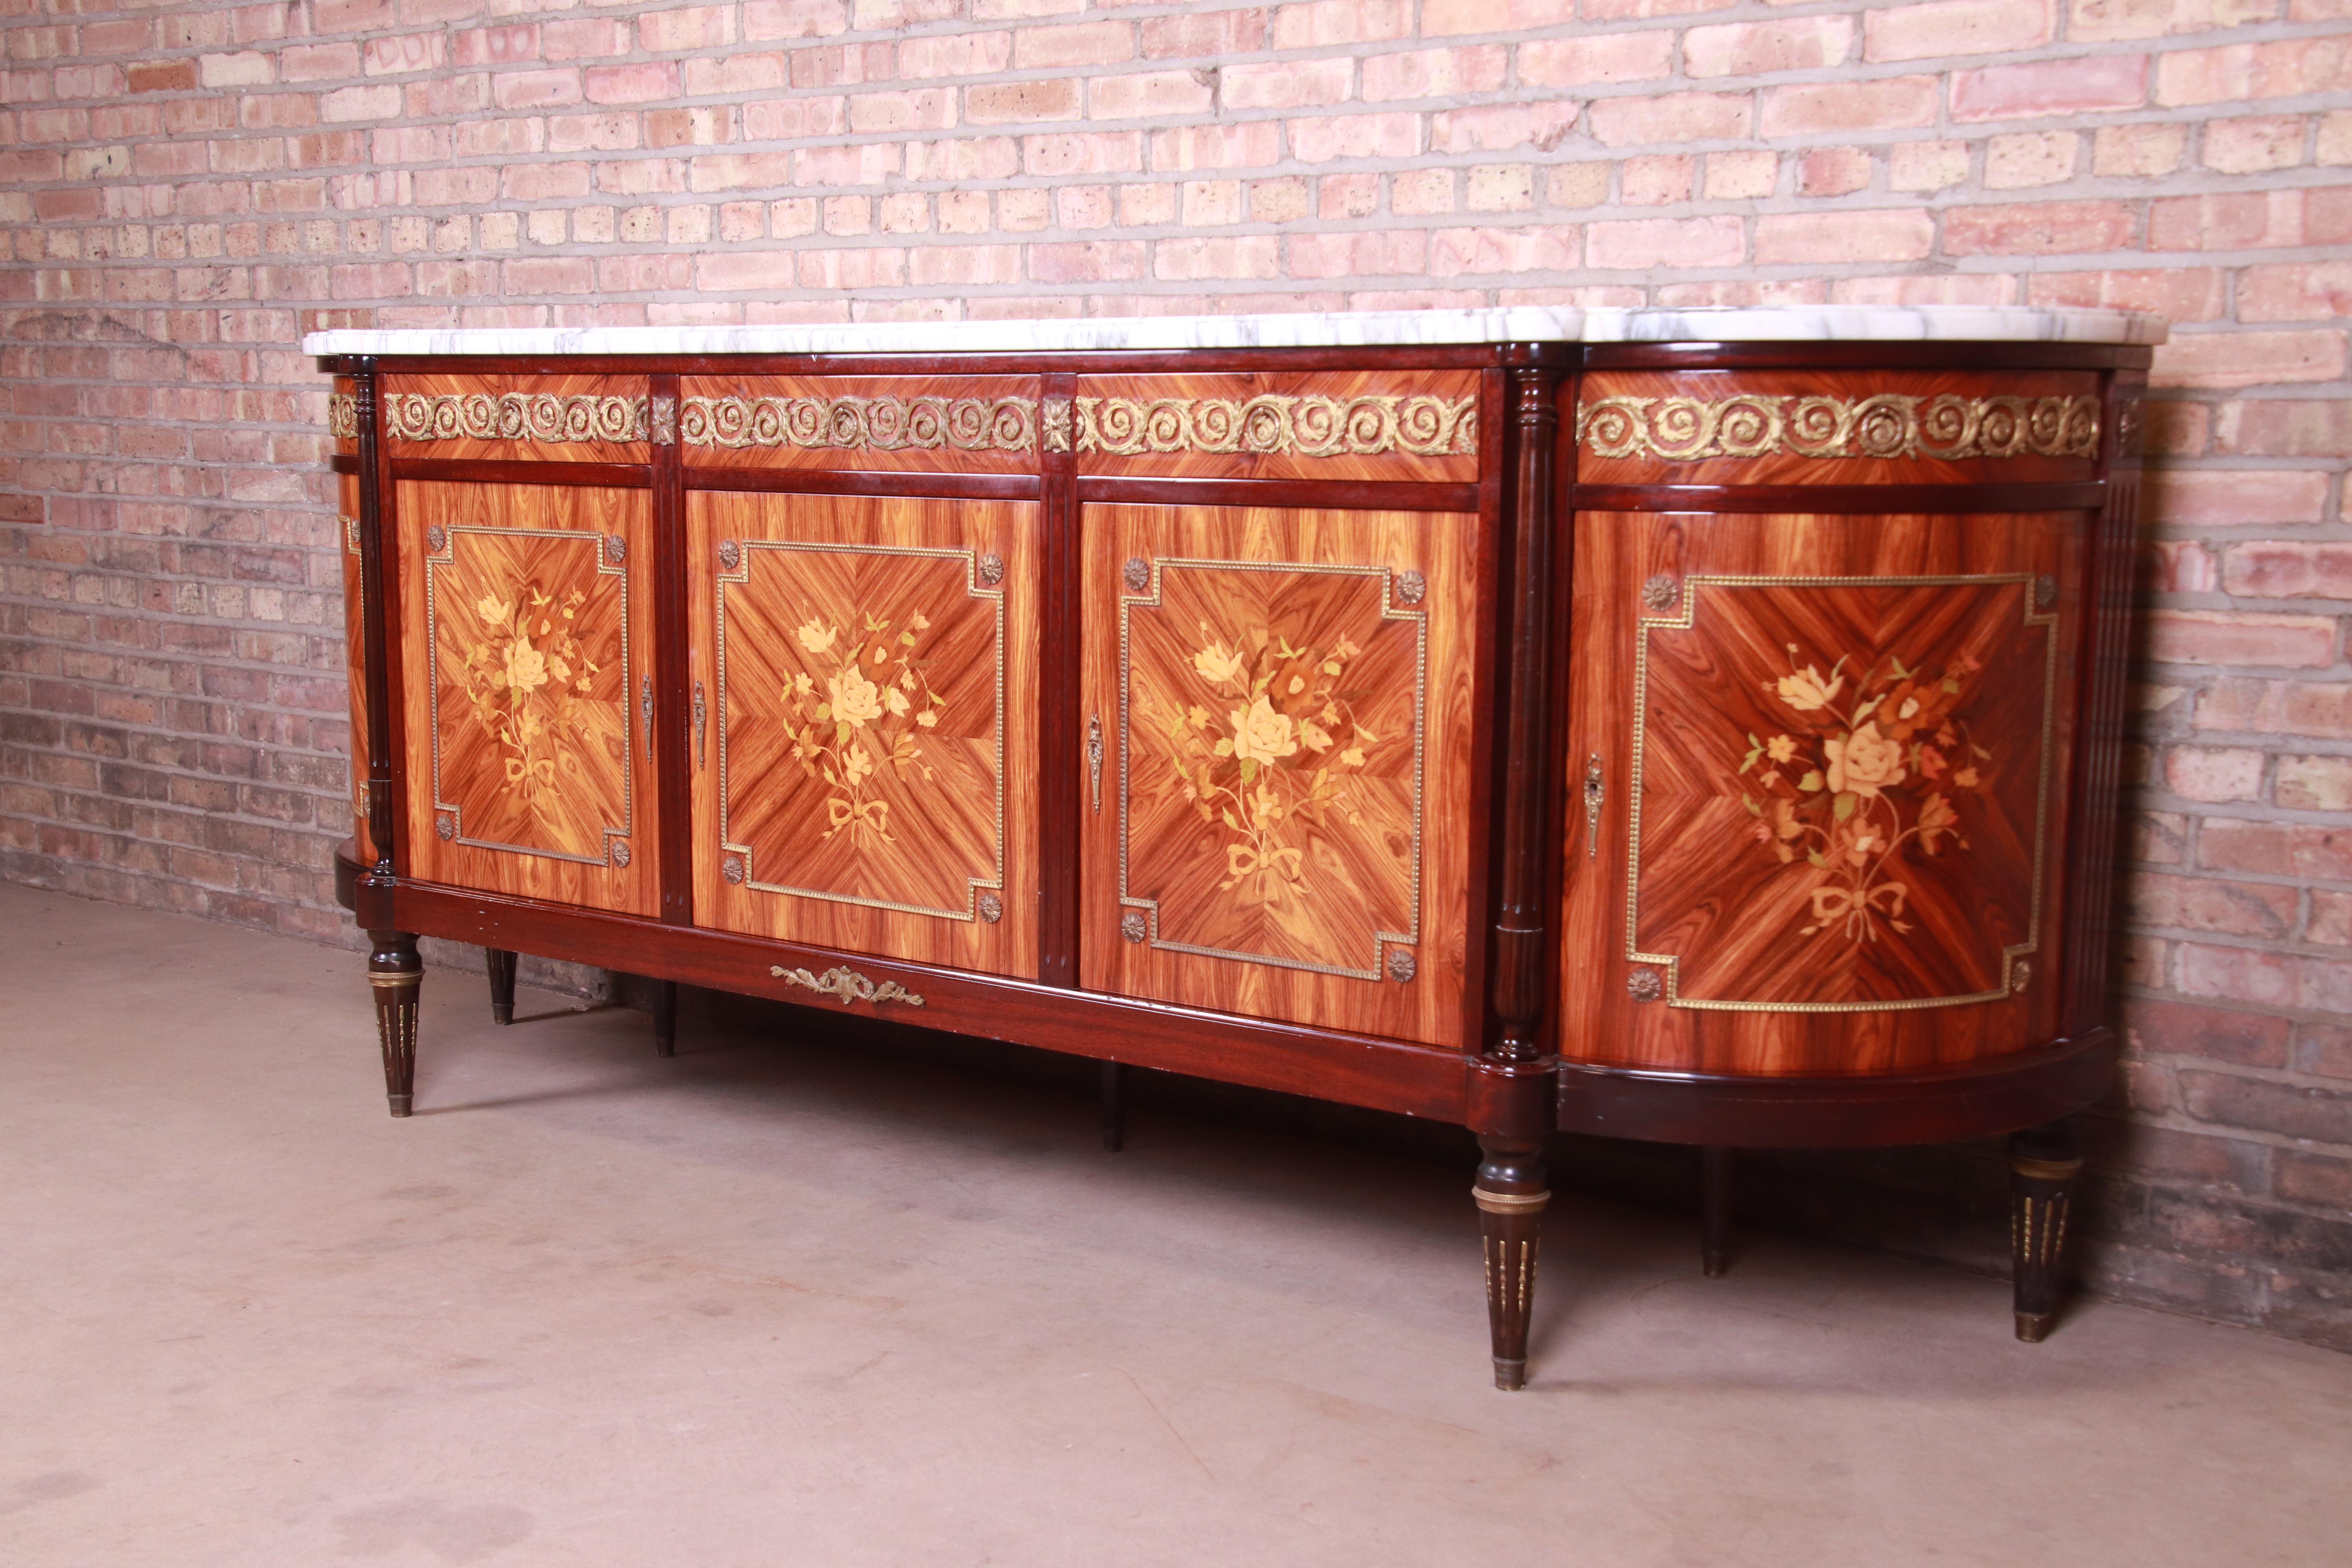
1221,842 -> 1304,887
825,796 -> 892,840
1802,880 -> 1909,940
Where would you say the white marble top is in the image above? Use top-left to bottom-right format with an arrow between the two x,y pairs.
304,305 -> 2165,358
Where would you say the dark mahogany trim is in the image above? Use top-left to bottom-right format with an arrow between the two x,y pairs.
2059,370 -> 2147,1037
1581,343 -> 2155,373
352,363 -> 395,878
1038,371 -> 1079,988
650,372 -> 692,928
1555,1030 -> 2120,1148
1076,476 -> 1481,512
1570,482 -> 2108,515
1483,365 -> 1561,1081
1456,364 -> 1508,1054
684,465 -> 1039,501
332,846 -> 1470,1123
390,457 -> 653,488
330,455 -> 360,475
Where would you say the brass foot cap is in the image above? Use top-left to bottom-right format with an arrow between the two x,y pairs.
1703,1259 -> 1729,1279
387,1095 -> 413,1118
1492,1357 -> 1527,1392
655,1041 -> 676,1058
2015,1310 -> 2055,1343
492,1008 -> 513,1026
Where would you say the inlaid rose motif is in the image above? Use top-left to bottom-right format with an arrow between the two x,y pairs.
1227,695 -> 1299,768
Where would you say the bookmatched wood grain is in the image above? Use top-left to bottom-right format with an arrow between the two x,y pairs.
680,376 -> 1042,474
383,373 -> 652,465
1560,507 -> 2084,1078
687,490 -> 1040,980
396,480 -> 660,916
1575,370 -> 2102,489
1081,502 -> 1481,1049
1073,370 -> 1481,484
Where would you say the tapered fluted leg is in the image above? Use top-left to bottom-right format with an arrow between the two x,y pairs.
1700,1145 -> 1735,1278
485,948 -> 517,1026
2010,1118 -> 2083,1343
367,930 -> 422,1118
1475,1135 -> 1549,1391
653,980 -> 677,1058
1100,1061 -> 1125,1152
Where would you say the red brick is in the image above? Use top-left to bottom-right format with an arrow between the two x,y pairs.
2158,38 -> 2352,107
1360,46 -> 1508,101
2152,330 -> 2347,389
1270,0 -> 1411,48
2213,400 -> 2352,457
1865,0 -> 2055,62
2165,746 -> 2267,802
2145,467 -> 2332,524
2201,817 -> 2352,880
2238,261 -> 2352,323
2221,542 -> 2352,599
1586,92 -> 1749,147
1950,54 -> 2149,120
1586,215 -> 1744,270
1759,77 -> 1940,137
1686,15 -> 1854,76
1942,200 -> 2138,254
1517,31 -> 1675,87
2149,610 -> 2339,669
1757,209 -> 1935,264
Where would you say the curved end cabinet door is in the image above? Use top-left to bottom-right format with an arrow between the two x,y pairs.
686,490 -> 1039,980
1561,507 -> 2084,1078
1082,503 -> 1479,1049
395,479 -> 660,915
338,456 -> 374,865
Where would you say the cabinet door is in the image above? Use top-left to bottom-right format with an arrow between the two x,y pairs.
687,490 -> 1038,979
397,481 -> 659,915
1081,503 -> 1479,1049
1561,509 -> 2082,1076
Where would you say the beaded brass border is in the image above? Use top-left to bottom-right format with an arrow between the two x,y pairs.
1117,557 -> 1426,982
713,541 -> 1007,923
1626,573 -> 2059,1013
423,525 -> 634,868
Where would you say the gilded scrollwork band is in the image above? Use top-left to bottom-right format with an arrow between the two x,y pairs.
328,392 -> 360,440
1625,572 -> 2057,1013
1578,393 -> 2100,463
682,395 -> 1036,452
387,392 -> 650,445
1079,394 -> 1476,459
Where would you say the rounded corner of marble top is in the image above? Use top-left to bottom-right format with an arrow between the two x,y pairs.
299,305 -> 2167,360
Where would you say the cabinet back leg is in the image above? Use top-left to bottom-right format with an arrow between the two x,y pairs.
1700,1145 -> 1735,1278
2009,1118 -> 2083,1342
485,948 -> 517,1026
367,930 -> 423,1118
653,980 -> 677,1058
1475,1135 -> 1550,1390
1099,1061 -> 1125,1152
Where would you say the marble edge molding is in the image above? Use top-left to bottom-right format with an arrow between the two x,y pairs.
303,305 -> 2167,358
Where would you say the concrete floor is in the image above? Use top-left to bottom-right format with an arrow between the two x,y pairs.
2,882 -> 2347,1566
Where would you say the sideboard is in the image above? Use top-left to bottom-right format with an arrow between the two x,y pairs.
310,305 -> 2160,1388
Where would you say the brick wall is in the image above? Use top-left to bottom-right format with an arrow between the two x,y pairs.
3,0 -> 2349,1347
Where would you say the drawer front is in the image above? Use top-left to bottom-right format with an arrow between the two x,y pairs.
1072,371 -> 1481,483
1080,502 -> 1479,1049
1574,370 -> 2102,488
681,376 -> 1042,474
687,490 -> 1040,979
1560,507 -> 2083,1077
397,480 -> 660,916
383,374 -> 652,464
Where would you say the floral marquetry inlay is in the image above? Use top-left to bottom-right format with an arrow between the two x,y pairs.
716,541 -> 1006,923
1120,559 -> 1426,982
1577,393 -> 2100,463
1629,573 -> 2058,1012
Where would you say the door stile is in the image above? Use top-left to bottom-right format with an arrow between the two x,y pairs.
352,359 -> 404,883
1459,361 -> 1511,1054
1038,368 -> 1079,987
652,372 -> 692,926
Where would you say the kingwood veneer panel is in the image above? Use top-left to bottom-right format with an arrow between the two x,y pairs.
1081,502 -> 1480,1049
1575,370 -> 2101,488
1560,508 -> 2085,1077
383,374 -> 653,465
687,490 -> 1040,980
396,480 -> 660,916
680,376 -> 1043,475
1071,370 -> 1481,483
